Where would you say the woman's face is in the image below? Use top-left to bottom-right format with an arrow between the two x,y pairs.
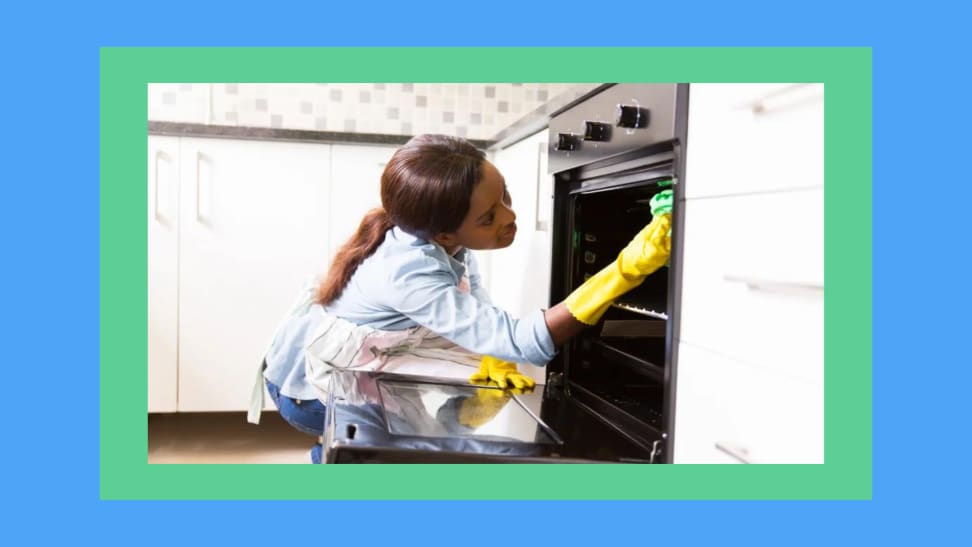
438,160 -> 517,253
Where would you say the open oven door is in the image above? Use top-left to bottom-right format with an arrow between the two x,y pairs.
322,370 -> 650,463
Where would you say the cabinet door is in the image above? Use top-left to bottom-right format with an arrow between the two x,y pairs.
675,84 -> 825,462
485,131 -> 552,382
327,144 -> 397,262
679,190 -> 823,385
177,138 -> 332,411
148,136 -> 180,413
685,83 -> 823,198
674,343 -> 823,464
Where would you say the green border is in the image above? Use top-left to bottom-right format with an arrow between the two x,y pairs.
101,47 -> 871,499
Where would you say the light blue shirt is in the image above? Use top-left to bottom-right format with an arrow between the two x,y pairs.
263,226 -> 557,400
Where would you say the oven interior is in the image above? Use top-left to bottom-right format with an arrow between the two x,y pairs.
560,175 -> 674,447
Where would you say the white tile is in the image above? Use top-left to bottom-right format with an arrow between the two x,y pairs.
290,113 -> 316,131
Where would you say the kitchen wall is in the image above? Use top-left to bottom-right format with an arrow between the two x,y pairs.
148,83 -> 577,140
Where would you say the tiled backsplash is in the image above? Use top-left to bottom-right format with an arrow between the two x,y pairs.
148,83 -> 577,140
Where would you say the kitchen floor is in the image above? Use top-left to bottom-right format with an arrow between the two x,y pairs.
148,412 -> 314,464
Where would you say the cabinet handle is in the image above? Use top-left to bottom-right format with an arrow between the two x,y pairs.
195,152 -> 211,223
153,151 -> 163,221
723,274 -> 823,297
153,150 -> 173,222
715,441 -> 754,464
534,141 -> 549,232
742,84 -> 823,116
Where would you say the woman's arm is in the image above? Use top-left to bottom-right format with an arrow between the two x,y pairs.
548,209 -> 673,338
542,302 -> 588,346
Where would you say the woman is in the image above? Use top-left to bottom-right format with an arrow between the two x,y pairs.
249,134 -> 672,463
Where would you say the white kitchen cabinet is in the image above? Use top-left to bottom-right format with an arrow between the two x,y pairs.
486,130 -> 553,318
674,83 -> 825,463
326,144 -> 394,261
674,343 -> 823,464
148,136 -> 180,413
176,137 -> 333,411
679,189 -> 823,385
684,83 -> 823,198
485,130 -> 552,383
148,137 -> 399,412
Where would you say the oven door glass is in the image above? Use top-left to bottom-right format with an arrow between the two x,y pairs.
376,379 -> 558,444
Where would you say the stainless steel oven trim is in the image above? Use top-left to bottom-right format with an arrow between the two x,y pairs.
663,83 -> 690,463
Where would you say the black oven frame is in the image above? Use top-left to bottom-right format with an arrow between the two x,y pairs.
545,84 -> 689,463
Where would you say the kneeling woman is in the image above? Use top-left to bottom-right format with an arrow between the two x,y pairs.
249,134 -> 672,463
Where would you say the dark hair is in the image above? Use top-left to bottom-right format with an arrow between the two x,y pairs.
317,134 -> 486,305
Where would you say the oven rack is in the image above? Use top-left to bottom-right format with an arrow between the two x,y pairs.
611,301 -> 668,320
567,381 -> 665,446
584,338 -> 665,383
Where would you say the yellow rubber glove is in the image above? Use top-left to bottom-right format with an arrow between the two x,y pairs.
458,387 -> 512,428
458,382 -> 534,428
469,355 -> 537,389
564,213 -> 672,325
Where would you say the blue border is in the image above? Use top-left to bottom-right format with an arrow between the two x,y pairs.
5,0 -> 966,544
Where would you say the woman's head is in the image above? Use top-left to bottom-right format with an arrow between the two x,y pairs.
382,134 -> 517,252
318,134 -> 516,305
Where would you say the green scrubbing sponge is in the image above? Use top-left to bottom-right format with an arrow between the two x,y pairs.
649,189 -> 673,265
650,189 -> 673,217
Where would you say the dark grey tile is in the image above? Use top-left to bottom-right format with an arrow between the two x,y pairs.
401,122 -> 412,135
271,114 -> 283,128
256,98 -> 268,112
315,117 -> 327,130
300,101 -> 313,114
225,111 -> 238,123
456,126 -> 468,137
470,113 -> 481,125
443,111 -> 454,123
330,89 -> 342,101
416,95 -> 427,107
401,83 -> 413,92
226,84 -> 239,95
498,101 -> 508,113
387,107 -> 399,120
163,92 -> 176,105
485,86 -> 495,98
344,119 -> 356,132
359,90 -> 371,103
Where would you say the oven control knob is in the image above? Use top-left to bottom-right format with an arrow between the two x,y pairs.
616,104 -> 649,128
583,121 -> 611,141
555,133 -> 579,151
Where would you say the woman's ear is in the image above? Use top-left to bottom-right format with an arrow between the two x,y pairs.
433,232 -> 459,248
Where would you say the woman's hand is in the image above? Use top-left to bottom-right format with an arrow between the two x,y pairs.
617,213 -> 672,278
469,355 -> 536,390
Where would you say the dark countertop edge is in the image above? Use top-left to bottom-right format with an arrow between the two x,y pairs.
147,121 -> 492,149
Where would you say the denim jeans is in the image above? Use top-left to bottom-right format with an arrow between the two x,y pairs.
265,379 -> 327,463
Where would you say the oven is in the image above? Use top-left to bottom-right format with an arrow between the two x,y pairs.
323,83 -> 690,464
542,83 -> 689,463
